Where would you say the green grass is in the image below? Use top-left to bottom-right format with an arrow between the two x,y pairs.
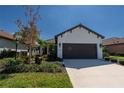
0,72 -> 73,88
110,56 -> 124,60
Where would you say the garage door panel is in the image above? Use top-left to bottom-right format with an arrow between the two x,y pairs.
63,43 -> 97,59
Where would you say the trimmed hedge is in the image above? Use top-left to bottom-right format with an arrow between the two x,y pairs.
119,61 -> 124,65
104,56 -> 124,65
104,57 -> 110,61
0,58 -> 63,73
0,49 -> 16,59
0,58 -> 23,69
42,55 -> 62,62
110,57 -> 118,63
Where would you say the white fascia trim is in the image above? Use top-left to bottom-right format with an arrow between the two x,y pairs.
0,48 -> 28,52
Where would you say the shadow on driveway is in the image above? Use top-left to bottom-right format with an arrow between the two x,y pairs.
63,59 -> 114,69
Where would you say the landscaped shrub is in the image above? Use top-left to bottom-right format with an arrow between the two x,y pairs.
0,58 -> 25,73
56,57 -> 62,61
110,58 -> 117,63
103,55 -> 124,66
39,62 -> 62,73
35,55 -> 42,64
20,56 -> 30,64
119,61 -> 124,65
0,58 -> 20,69
47,44 -> 57,61
24,64 -> 40,72
103,47 -> 110,58
42,55 -> 62,62
0,49 -> 16,59
0,58 -> 63,73
104,57 -> 110,61
2,64 -> 44,73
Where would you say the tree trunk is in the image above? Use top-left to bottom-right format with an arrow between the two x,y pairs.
47,45 -> 49,55
29,44 -> 32,64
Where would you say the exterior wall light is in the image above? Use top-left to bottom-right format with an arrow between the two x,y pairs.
99,43 -> 102,48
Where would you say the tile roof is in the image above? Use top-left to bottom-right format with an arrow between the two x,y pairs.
46,38 -> 55,44
103,37 -> 124,45
0,30 -> 15,40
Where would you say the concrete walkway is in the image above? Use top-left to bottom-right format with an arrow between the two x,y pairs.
64,59 -> 124,88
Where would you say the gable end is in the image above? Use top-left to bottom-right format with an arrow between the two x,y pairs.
55,24 -> 105,39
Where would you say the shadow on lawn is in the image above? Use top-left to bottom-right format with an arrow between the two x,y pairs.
63,59 -> 113,69
0,74 -> 12,80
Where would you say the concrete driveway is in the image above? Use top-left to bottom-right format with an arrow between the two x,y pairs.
64,59 -> 124,88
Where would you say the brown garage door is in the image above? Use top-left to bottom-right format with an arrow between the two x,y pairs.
63,43 -> 97,59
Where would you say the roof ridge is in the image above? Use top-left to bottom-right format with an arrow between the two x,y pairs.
0,31 -> 15,40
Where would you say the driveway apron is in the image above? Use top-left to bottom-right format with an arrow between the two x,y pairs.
64,59 -> 124,88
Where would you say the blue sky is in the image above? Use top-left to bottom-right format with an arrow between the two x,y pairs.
0,5 -> 124,40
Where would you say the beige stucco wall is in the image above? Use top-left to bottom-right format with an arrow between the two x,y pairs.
57,27 -> 103,59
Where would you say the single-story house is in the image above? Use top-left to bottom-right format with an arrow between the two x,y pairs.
55,24 -> 104,59
0,30 -> 28,54
103,37 -> 124,55
0,30 -> 43,57
46,38 -> 55,44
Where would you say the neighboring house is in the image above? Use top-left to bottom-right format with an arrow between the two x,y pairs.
46,38 -> 55,55
55,24 -> 104,59
103,37 -> 124,55
0,30 -> 28,54
46,38 -> 55,44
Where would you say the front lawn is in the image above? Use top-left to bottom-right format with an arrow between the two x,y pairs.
110,56 -> 124,60
0,58 -> 73,88
0,72 -> 73,88
104,56 -> 124,65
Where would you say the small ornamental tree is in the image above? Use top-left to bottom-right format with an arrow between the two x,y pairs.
15,6 -> 41,63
